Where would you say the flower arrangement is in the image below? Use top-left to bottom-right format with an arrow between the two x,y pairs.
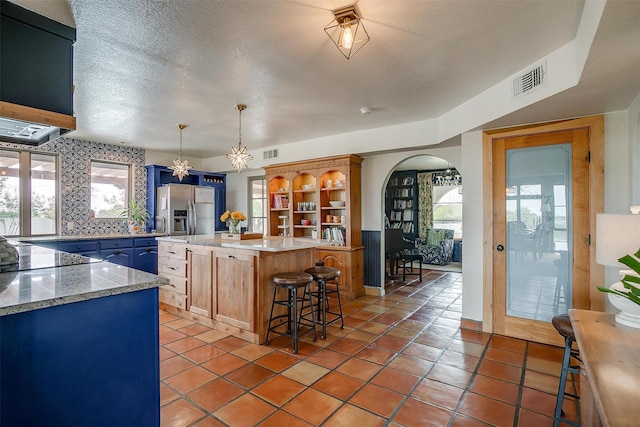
220,210 -> 246,234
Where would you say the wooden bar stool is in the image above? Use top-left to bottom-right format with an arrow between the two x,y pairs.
301,264 -> 344,339
552,314 -> 581,427
265,272 -> 317,353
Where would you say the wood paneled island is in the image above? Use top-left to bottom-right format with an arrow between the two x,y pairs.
157,235 -> 358,344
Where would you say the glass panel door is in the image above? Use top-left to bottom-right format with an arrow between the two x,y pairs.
505,144 -> 572,321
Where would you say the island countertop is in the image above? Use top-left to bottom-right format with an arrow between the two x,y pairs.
156,234 -> 338,252
0,244 -> 168,316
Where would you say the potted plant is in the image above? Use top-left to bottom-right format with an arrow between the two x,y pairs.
122,197 -> 150,234
597,250 -> 640,328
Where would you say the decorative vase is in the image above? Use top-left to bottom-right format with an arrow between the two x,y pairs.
0,236 -> 19,266
229,220 -> 240,234
128,220 -> 141,234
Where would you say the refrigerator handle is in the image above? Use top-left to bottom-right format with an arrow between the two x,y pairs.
189,200 -> 197,235
186,201 -> 192,235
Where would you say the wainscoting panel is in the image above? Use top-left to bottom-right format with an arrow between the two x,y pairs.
362,230 -> 381,288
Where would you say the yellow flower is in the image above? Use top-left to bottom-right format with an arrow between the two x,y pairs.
230,211 -> 246,221
220,210 -> 230,222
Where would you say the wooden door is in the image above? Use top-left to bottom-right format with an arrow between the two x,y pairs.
214,250 -> 255,330
188,246 -> 213,318
487,116 -> 603,345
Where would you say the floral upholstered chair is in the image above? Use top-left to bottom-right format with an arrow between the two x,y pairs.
414,229 -> 455,265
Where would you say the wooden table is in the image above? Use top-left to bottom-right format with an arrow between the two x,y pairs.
569,309 -> 640,427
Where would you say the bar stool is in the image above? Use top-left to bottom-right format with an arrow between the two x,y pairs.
301,264 -> 344,339
265,272 -> 317,353
552,314 -> 581,427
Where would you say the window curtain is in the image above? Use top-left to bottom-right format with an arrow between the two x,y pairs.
417,172 -> 433,238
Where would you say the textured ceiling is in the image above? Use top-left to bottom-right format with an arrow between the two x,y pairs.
9,0 -> 640,160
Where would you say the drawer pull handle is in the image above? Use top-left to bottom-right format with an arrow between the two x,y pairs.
114,250 -> 122,255
228,255 -> 235,259
145,248 -> 153,253
168,266 -> 176,270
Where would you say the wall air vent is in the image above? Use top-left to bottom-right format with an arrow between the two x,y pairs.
263,148 -> 279,160
512,60 -> 547,99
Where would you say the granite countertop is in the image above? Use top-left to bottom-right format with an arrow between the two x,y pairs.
18,232 -> 167,243
0,243 -> 101,272
156,235 -> 336,252
0,245 -> 168,316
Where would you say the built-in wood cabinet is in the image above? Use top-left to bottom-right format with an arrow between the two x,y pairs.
264,155 -> 364,299
187,246 -> 213,318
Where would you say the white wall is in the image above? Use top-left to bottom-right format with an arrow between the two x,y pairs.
145,150 -> 204,171
460,131 -> 484,321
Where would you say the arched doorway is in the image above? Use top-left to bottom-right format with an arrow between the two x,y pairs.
383,155 -> 463,285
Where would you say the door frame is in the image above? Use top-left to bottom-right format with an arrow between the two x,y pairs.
482,115 -> 604,339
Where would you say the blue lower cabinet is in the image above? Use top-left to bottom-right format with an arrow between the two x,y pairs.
134,246 -> 158,274
0,288 -> 160,426
31,237 -> 158,271
102,248 -> 134,266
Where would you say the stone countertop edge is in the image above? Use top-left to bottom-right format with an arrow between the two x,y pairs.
155,235 -> 337,252
18,232 -> 167,242
0,262 -> 169,317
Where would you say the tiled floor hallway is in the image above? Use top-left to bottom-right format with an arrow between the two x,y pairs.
159,270 -> 579,426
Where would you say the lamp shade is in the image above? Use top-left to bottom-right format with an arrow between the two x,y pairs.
596,213 -> 640,267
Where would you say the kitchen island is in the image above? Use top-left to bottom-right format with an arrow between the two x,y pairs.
0,243 -> 168,426
156,235 -> 357,344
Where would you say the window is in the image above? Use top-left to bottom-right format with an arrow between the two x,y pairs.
0,149 -> 58,236
248,176 -> 267,234
432,185 -> 463,238
31,153 -> 57,235
90,161 -> 130,218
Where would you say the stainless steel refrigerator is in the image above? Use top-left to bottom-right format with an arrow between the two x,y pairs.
156,184 -> 216,235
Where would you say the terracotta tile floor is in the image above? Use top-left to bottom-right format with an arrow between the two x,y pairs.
159,270 -> 580,426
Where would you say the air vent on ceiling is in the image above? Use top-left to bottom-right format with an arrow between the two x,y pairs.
263,148 -> 279,160
512,60 -> 547,99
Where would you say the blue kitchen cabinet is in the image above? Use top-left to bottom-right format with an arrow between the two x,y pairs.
134,237 -> 158,274
0,287 -> 160,426
46,240 -> 100,259
100,238 -> 134,267
31,237 -> 158,273
146,165 -> 227,232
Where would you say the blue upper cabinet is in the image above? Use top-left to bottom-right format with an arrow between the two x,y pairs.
145,165 -> 227,232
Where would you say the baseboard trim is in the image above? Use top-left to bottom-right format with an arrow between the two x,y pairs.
364,285 -> 384,296
461,318 -> 483,331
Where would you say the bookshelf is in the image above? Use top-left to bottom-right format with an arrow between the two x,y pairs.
264,155 -> 364,299
386,170 -> 418,239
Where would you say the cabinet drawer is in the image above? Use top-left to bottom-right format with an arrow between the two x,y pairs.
57,241 -> 99,253
159,258 -> 187,277
159,242 -> 186,260
159,288 -> 187,310
100,238 -> 134,250
159,273 -> 187,294
134,237 -> 158,247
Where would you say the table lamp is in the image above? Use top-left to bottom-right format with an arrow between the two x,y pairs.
596,208 -> 640,328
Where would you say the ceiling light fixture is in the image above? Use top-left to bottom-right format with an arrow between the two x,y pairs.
227,104 -> 252,173
324,5 -> 370,59
168,124 -> 192,181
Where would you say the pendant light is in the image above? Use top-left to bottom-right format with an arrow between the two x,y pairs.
168,124 -> 192,181
324,5 -> 370,59
227,104 -> 252,173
